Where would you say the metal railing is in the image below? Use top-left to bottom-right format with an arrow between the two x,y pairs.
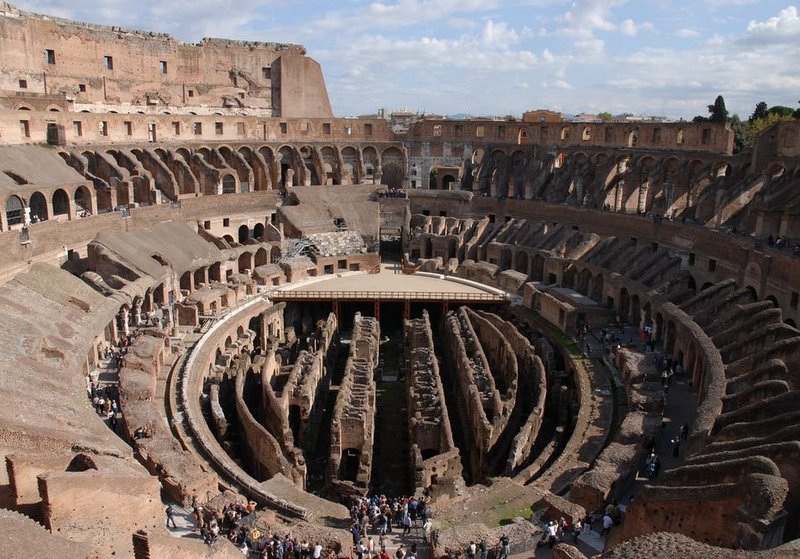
268,289 -> 507,302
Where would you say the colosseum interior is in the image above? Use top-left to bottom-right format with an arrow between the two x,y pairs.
2,2 -> 800,558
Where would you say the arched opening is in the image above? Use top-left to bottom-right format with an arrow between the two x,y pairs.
576,269 -> 591,295
193,267 -> 205,289
270,245 -> 281,263
238,252 -> 252,273
75,185 -> 92,214
619,287 -> 630,323
238,224 -> 250,244
786,319 -> 797,328
745,286 -> 758,301
29,191 -> 48,222
631,295 -> 641,328
441,174 -> 457,190
340,448 -> 361,482
180,271 -> 191,292
687,275 -> 697,293
255,247 -> 268,267
253,223 -> 265,239
766,295 -> 779,309
532,254 -> 545,281
223,235 -> 235,245
66,454 -> 98,472
209,262 -> 221,283
52,188 -> 70,216
5,195 -> 24,226
222,174 -> 236,194
382,163 -> 404,189
514,251 -> 529,275
424,238 -> 433,259
500,249 -> 512,270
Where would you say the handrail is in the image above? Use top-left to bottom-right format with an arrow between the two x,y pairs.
268,290 -> 508,302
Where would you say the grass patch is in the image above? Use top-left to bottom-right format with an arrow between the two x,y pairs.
496,506 -> 533,527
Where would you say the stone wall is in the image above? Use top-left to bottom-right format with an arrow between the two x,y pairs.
404,310 -> 462,493
328,312 -> 379,499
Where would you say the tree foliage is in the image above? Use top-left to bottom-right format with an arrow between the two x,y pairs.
597,112 -> 612,122
708,95 -> 728,123
749,101 -> 768,122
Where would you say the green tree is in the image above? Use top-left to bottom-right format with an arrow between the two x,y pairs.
767,105 -> 795,118
728,114 -> 747,153
746,111 -> 796,146
708,95 -> 728,123
597,112 -> 613,122
749,101 -> 768,123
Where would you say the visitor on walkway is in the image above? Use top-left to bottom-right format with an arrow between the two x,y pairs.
165,504 -> 177,529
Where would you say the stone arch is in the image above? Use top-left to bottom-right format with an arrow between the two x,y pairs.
52,188 -> 70,217
29,191 -> 48,222
500,248 -> 512,270
255,247 -> 268,267
786,319 -> 797,328
222,174 -> 236,194
582,127 -> 592,141
766,295 -> 779,309
341,146 -> 359,184
745,286 -> 758,301
562,265 -> 577,289
238,224 -> 250,244
270,245 -> 281,263
441,174 -> 457,190
5,194 -> 24,226
238,252 -> 253,273
626,129 -> 639,148
560,126 -> 571,141
531,253 -> 545,281
576,268 -> 591,295
75,185 -> 93,213
517,129 -> 528,145
688,275 -> 697,293
253,223 -> 265,239
223,235 -> 235,245
514,251 -> 529,275
381,146 -> 405,189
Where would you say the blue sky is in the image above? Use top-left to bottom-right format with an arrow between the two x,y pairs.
14,1 -> 800,119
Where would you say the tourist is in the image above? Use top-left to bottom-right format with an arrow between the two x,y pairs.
680,423 -> 689,441
572,519 -> 582,543
545,520 -> 558,547
601,513 -> 614,537
497,534 -> 510,559
478,540 -> 487,559
466,540 -> 476,559
165,503 -> 177,529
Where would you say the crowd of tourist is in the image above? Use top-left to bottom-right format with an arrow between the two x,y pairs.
349,494 -> 432,552
767,234 -> 800,255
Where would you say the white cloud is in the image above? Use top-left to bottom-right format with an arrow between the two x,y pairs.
740,6 -> 800,47
311,0 -> 500,32
675,28 -> 700,38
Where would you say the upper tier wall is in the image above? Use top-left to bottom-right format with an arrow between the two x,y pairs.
0,2 -> 331,117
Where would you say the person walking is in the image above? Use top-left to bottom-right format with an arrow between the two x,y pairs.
165,503 -> 177,529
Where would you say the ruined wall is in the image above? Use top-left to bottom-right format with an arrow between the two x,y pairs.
404,310 -> 461,493
442,307 -> 500,481
477,311 -> 547,473
0,2 -> 331,117
328,312 -> 378,498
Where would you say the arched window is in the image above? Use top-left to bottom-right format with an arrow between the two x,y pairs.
222,175 -> 236,194
52,188 -> 70,216
5,195 -> 24,226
